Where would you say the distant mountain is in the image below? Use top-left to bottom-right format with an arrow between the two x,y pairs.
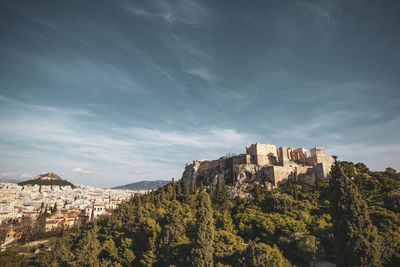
113,180 -> 170,190
18,172 -> 75,187
0,178 -> 22,183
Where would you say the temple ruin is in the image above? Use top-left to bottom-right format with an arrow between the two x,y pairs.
180,143 -> 334,188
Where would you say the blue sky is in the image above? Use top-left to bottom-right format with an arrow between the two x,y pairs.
0,0 -> 399,187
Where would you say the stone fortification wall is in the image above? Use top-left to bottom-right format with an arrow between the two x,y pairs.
277,147 -> 293,166
232,154 -> 247,165
181,143 -> 334,188
246,143 -> 277,166
292,148 -> 308,162
270,166 -> 296,186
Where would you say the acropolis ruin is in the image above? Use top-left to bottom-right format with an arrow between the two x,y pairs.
181,143 -> 334,188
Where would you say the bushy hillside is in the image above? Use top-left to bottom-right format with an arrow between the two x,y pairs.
112,180 -> 170,190
17,172 -> 75,188
17,179 -> 75,187
2,161 -> 400,266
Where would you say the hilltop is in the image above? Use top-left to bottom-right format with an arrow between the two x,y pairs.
112,180 -> 170,190
17,172 -> 75,187
181,143 -> 333,188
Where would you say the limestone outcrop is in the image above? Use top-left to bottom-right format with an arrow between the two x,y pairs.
180,143 -> 334,188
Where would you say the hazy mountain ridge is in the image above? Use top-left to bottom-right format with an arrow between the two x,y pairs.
0,178 -> 22,184
112,180 -> 170,190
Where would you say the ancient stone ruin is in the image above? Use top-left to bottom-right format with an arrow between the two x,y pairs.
180,143 -> 334,188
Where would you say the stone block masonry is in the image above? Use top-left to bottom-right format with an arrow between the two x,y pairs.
181,143 -> 334,188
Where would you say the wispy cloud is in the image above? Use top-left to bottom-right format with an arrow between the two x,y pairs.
73,167 -> 92,175
184,67 -> 214,84
0,94 -> 94,117
0,96 -> 257,186
120,127 -> 255,149
123,0 -> 213,27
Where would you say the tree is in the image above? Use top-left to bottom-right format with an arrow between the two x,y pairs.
33,212 -> 47,234
199,182 -> 205,193
330,159 -> 382,267
160,187 -> 165,202
191,191 -> 215,267
215,176 -> 233,211
190,181 -> 196,194
136,217 -> 159,266
159,202 -> 189,265
242,240 -> 292,267
76,224 -> 101,266
52,230 -> 75,265
52,203 -> 57,214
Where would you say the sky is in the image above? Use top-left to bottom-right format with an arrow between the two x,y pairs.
0,0 -> 399,188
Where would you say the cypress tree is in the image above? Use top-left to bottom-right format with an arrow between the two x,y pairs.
161,187 -> 165,202
215,176 -> 232,211
185,182 -> 191,196
191,191 -> 215,267
172,186 -> 177,201
176,181 -> 182,196
208,184 -> 213,198
137,199 -> 143,219
90,205 -> 94,221
190,181 -> 196,194
199,182 -> 205,193
330,159 -> 382,267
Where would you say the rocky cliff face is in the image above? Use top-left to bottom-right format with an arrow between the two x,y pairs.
180,143 -> 334,188
181,159 -> 227,186
32,172 -> 61,181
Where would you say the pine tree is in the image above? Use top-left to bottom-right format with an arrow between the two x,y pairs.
330,159 -> 382,267
191,191 -> 215,267
136,218 -> 159,266
243,240 -> 292,267
159,201 -> 188,265
76,224 -> 101,267
52,230 -> 75,265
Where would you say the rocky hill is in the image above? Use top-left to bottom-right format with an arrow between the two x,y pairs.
181,143 -> 333,188
18,172 -> 75,187
112,180 -> 170,190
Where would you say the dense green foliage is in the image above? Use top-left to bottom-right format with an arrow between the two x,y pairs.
18,179 -> 75,187
1,162 -> 400,266
330,160 -> 381,266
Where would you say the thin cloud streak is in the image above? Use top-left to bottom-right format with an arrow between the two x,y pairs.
73,167 -> 92,175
